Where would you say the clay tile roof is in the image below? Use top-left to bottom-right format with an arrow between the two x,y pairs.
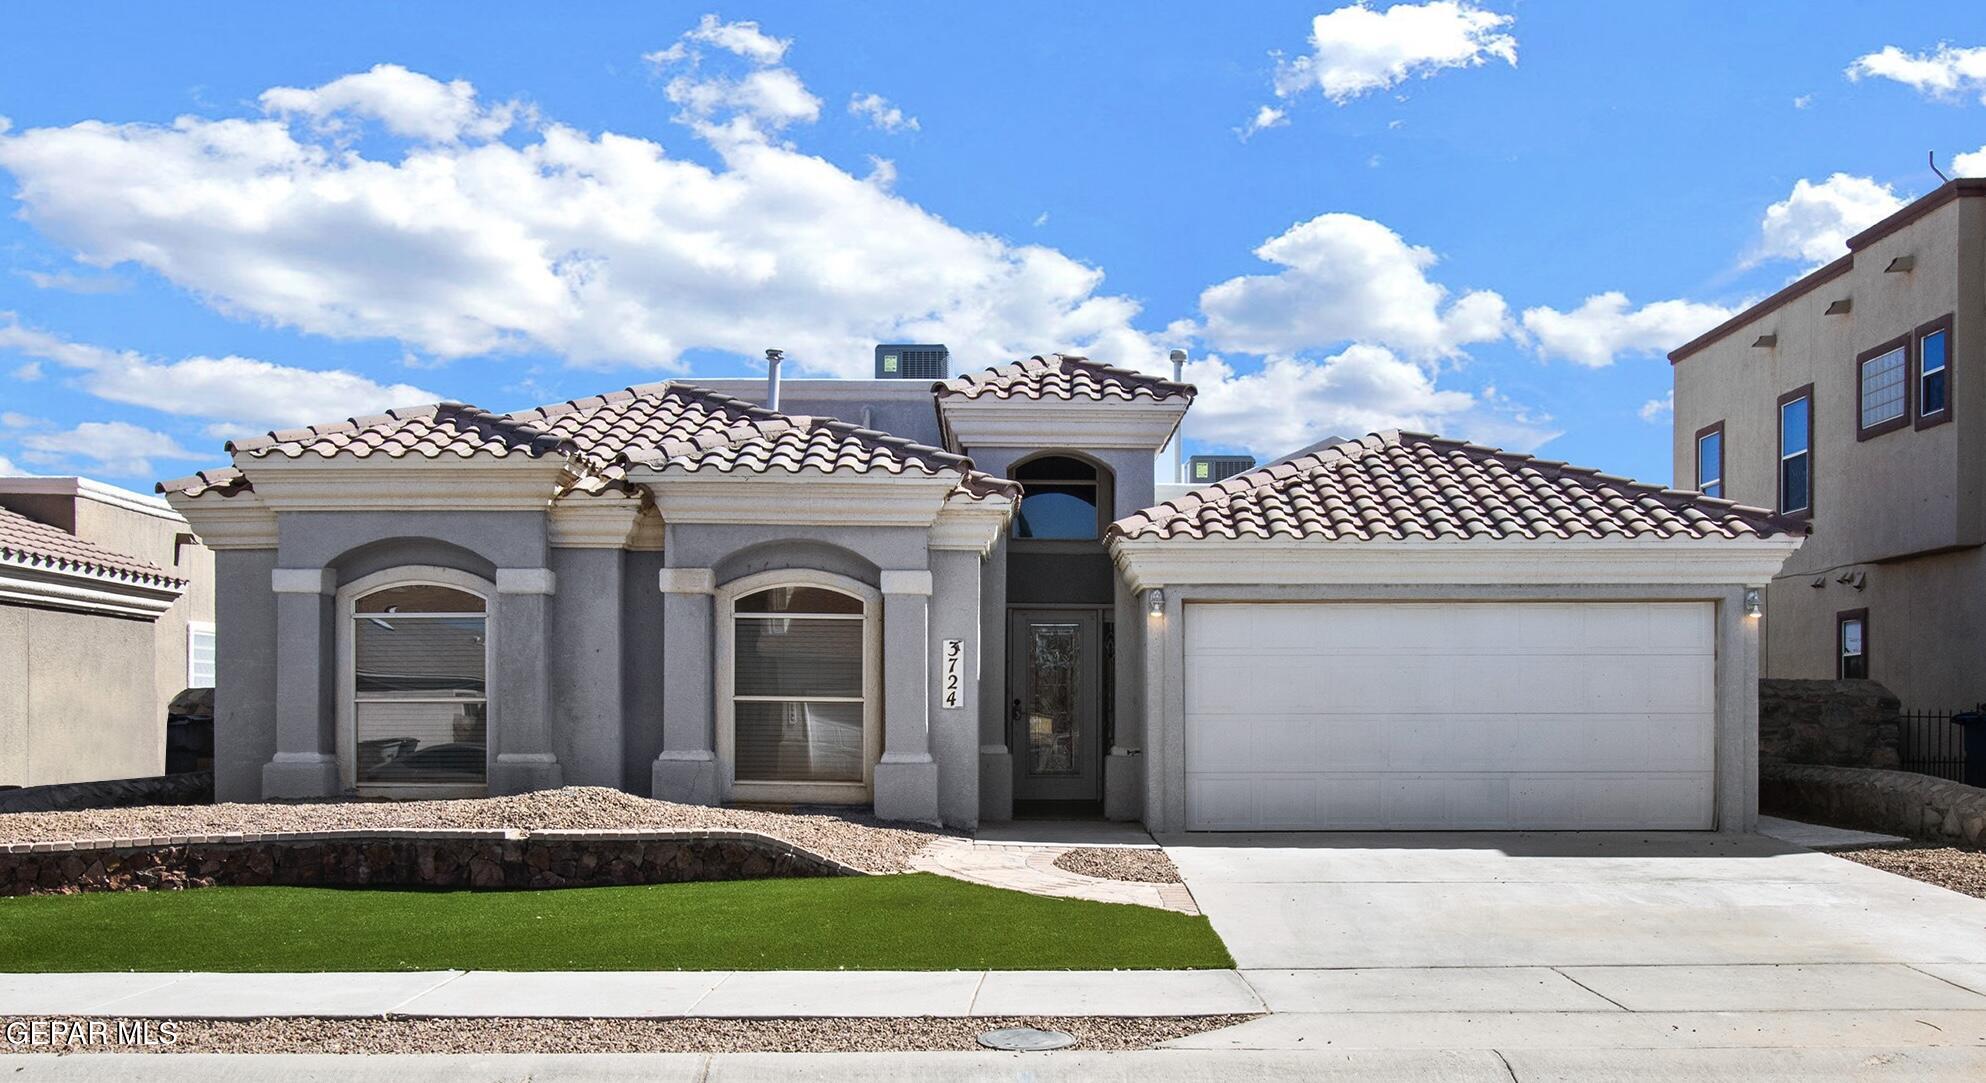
1108,430 -> 1802,543
935,353 -> 1196,403
0,506 -> 186,589
159,382 -> 1018,502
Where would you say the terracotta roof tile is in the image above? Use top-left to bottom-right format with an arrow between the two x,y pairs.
0,506 -> 186,589
1109,431 -> 1801,543
936,353 -> 1196,403
160,382 -> 1017,502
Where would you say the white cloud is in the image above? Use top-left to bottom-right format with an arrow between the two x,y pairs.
18,269 -> 126,294
1518,292 -> 1737,368
0,56 -> 1174,379
1274,1 -> 1517,105
645,13 -> 791,67
1792,94 -> 1813,109
1237,105 -> 1288,140
1955,144 -> 1986,177
19,421 -> 201,478
11,361 -> 41,381
1847,43 -> 1986,105
1197,212 -> 1509,359
848,93 -> 919,133
0,454 -> 24,476
1639,390 -> 1673,424
0,316 -> 439,431
1182,347 -> 1553,457
1751,173 -> 1905,266
260,63 -> 526,143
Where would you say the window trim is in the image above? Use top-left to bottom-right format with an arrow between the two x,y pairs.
715,568 -> 882,805
1777,384 -> 1815,520
1854,333 -> 1912,441
1693,421 -> 1725,499
335,565 -> 495,799
186,620 -> 217,689
1836,607 -> 1869,680
1914,313 -> 1955,430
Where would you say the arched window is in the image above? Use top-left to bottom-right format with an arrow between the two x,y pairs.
1012,454 -> 1108,540
337,568 -> 492,797
718,572 -> 880,803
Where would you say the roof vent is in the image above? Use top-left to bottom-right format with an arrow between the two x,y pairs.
875,344 -> 949,380
1188,454 -> 1256,484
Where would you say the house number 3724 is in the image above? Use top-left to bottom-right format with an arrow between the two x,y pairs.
942,639 -> 964,709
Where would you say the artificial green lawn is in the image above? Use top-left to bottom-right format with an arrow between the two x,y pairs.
0,873 -> 1232,972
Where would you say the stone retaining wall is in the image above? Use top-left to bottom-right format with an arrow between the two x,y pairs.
1761,762 -> 1986,845
0,828 -> 860,896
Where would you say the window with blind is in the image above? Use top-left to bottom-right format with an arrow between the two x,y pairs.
1858,344 -> 1908,435
351,583 -> 488,792
732,586 -> 867,784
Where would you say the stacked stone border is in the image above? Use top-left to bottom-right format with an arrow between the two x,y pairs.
1762,763 -> 1986,846
0,828 -> 863,896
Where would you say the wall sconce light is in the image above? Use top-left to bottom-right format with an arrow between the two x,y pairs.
1743,588 -> 1763,617
1147,588 -> 1166,616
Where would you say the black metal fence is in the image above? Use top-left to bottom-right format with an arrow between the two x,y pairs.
1899,707 -> 1969,782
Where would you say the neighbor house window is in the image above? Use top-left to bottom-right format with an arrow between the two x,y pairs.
349,581 -> 489,794
1917,315 -> 1952,426
1695,423 -> 1724,499
731,584 -> 870,789
1778,386 -> 1813,516
1837,610 -> 1868,680
1857,337 -> 1909,438
186,621 -> 216,689
1012,455 -> 1107,540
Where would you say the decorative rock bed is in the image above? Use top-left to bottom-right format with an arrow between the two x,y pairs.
0,828 -> 859,896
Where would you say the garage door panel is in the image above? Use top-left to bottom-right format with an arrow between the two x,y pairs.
1182,602 -> 1718,831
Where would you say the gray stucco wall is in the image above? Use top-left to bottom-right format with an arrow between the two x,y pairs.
213,548 -> 278,803
547,547 -> 625,788
0,604 -> 159,787
621,548 -> 668,791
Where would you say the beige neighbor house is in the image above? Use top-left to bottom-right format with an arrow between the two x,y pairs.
0,477 -> 215,787
1669,178 -> 1986,711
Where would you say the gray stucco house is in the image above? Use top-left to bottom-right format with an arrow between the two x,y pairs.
162,353 -> 1805,832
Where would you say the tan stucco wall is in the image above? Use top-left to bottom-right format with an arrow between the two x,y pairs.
1672,194 -> 1986,708
0,604 -> 161,786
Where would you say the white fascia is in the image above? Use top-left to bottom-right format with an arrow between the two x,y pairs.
0,557 -> 184,619
548,488 -> 648,548
1109,535 -> 1808,592
631,468 -> 958,527
165,489 -> 278,550
937,398 -> 1188,453
930,491 -> 1016,554
235,455 -> 570,512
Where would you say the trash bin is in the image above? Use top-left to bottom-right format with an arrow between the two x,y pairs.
1954,706 -> 1986,788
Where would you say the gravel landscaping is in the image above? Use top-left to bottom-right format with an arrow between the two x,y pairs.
1836,844 -> 1986,899
1052,847 -> 1182,884
0,787 -> 947,874
0,1015 -> 1256,1054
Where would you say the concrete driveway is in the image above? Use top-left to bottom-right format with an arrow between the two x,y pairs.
1159,830 -> 1986,1058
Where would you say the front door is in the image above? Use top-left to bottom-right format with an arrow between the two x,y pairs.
1008,609 -> 1102,802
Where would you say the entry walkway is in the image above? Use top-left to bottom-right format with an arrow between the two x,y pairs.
910,834 -> 1199,913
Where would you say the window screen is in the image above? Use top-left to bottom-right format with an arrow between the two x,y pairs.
352,585 -> 487,790
733,588 -> 865,783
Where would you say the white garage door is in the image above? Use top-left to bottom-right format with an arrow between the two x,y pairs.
1183,602 -> 1716,831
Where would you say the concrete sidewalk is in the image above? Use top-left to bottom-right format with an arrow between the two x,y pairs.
0,969 -> 1265,1019
9,1048 -> 1986,1081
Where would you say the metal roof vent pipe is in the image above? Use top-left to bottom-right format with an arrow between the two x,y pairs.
765,348 -> 784,411
1169,348 -> 1188,483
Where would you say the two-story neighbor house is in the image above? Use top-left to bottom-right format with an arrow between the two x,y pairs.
1,476 -> 215,787
1670,178 -> 1985,711
162,352 -> 1800,832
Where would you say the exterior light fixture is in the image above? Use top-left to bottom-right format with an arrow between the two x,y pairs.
1147,588 -> 1166,616
1743,588 -> 1763,617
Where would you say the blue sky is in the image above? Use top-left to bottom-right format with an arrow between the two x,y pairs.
1,1 -> 1983,489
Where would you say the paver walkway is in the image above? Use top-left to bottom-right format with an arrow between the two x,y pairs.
911,836 -> 1198,913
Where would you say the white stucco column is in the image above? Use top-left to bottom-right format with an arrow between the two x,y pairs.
874,569 -> 939,823
653,567 -> 720,805
489,568 -> 564,795
263,567 -> 341,798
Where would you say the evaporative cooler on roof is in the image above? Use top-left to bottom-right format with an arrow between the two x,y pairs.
875,344 -> 950,380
